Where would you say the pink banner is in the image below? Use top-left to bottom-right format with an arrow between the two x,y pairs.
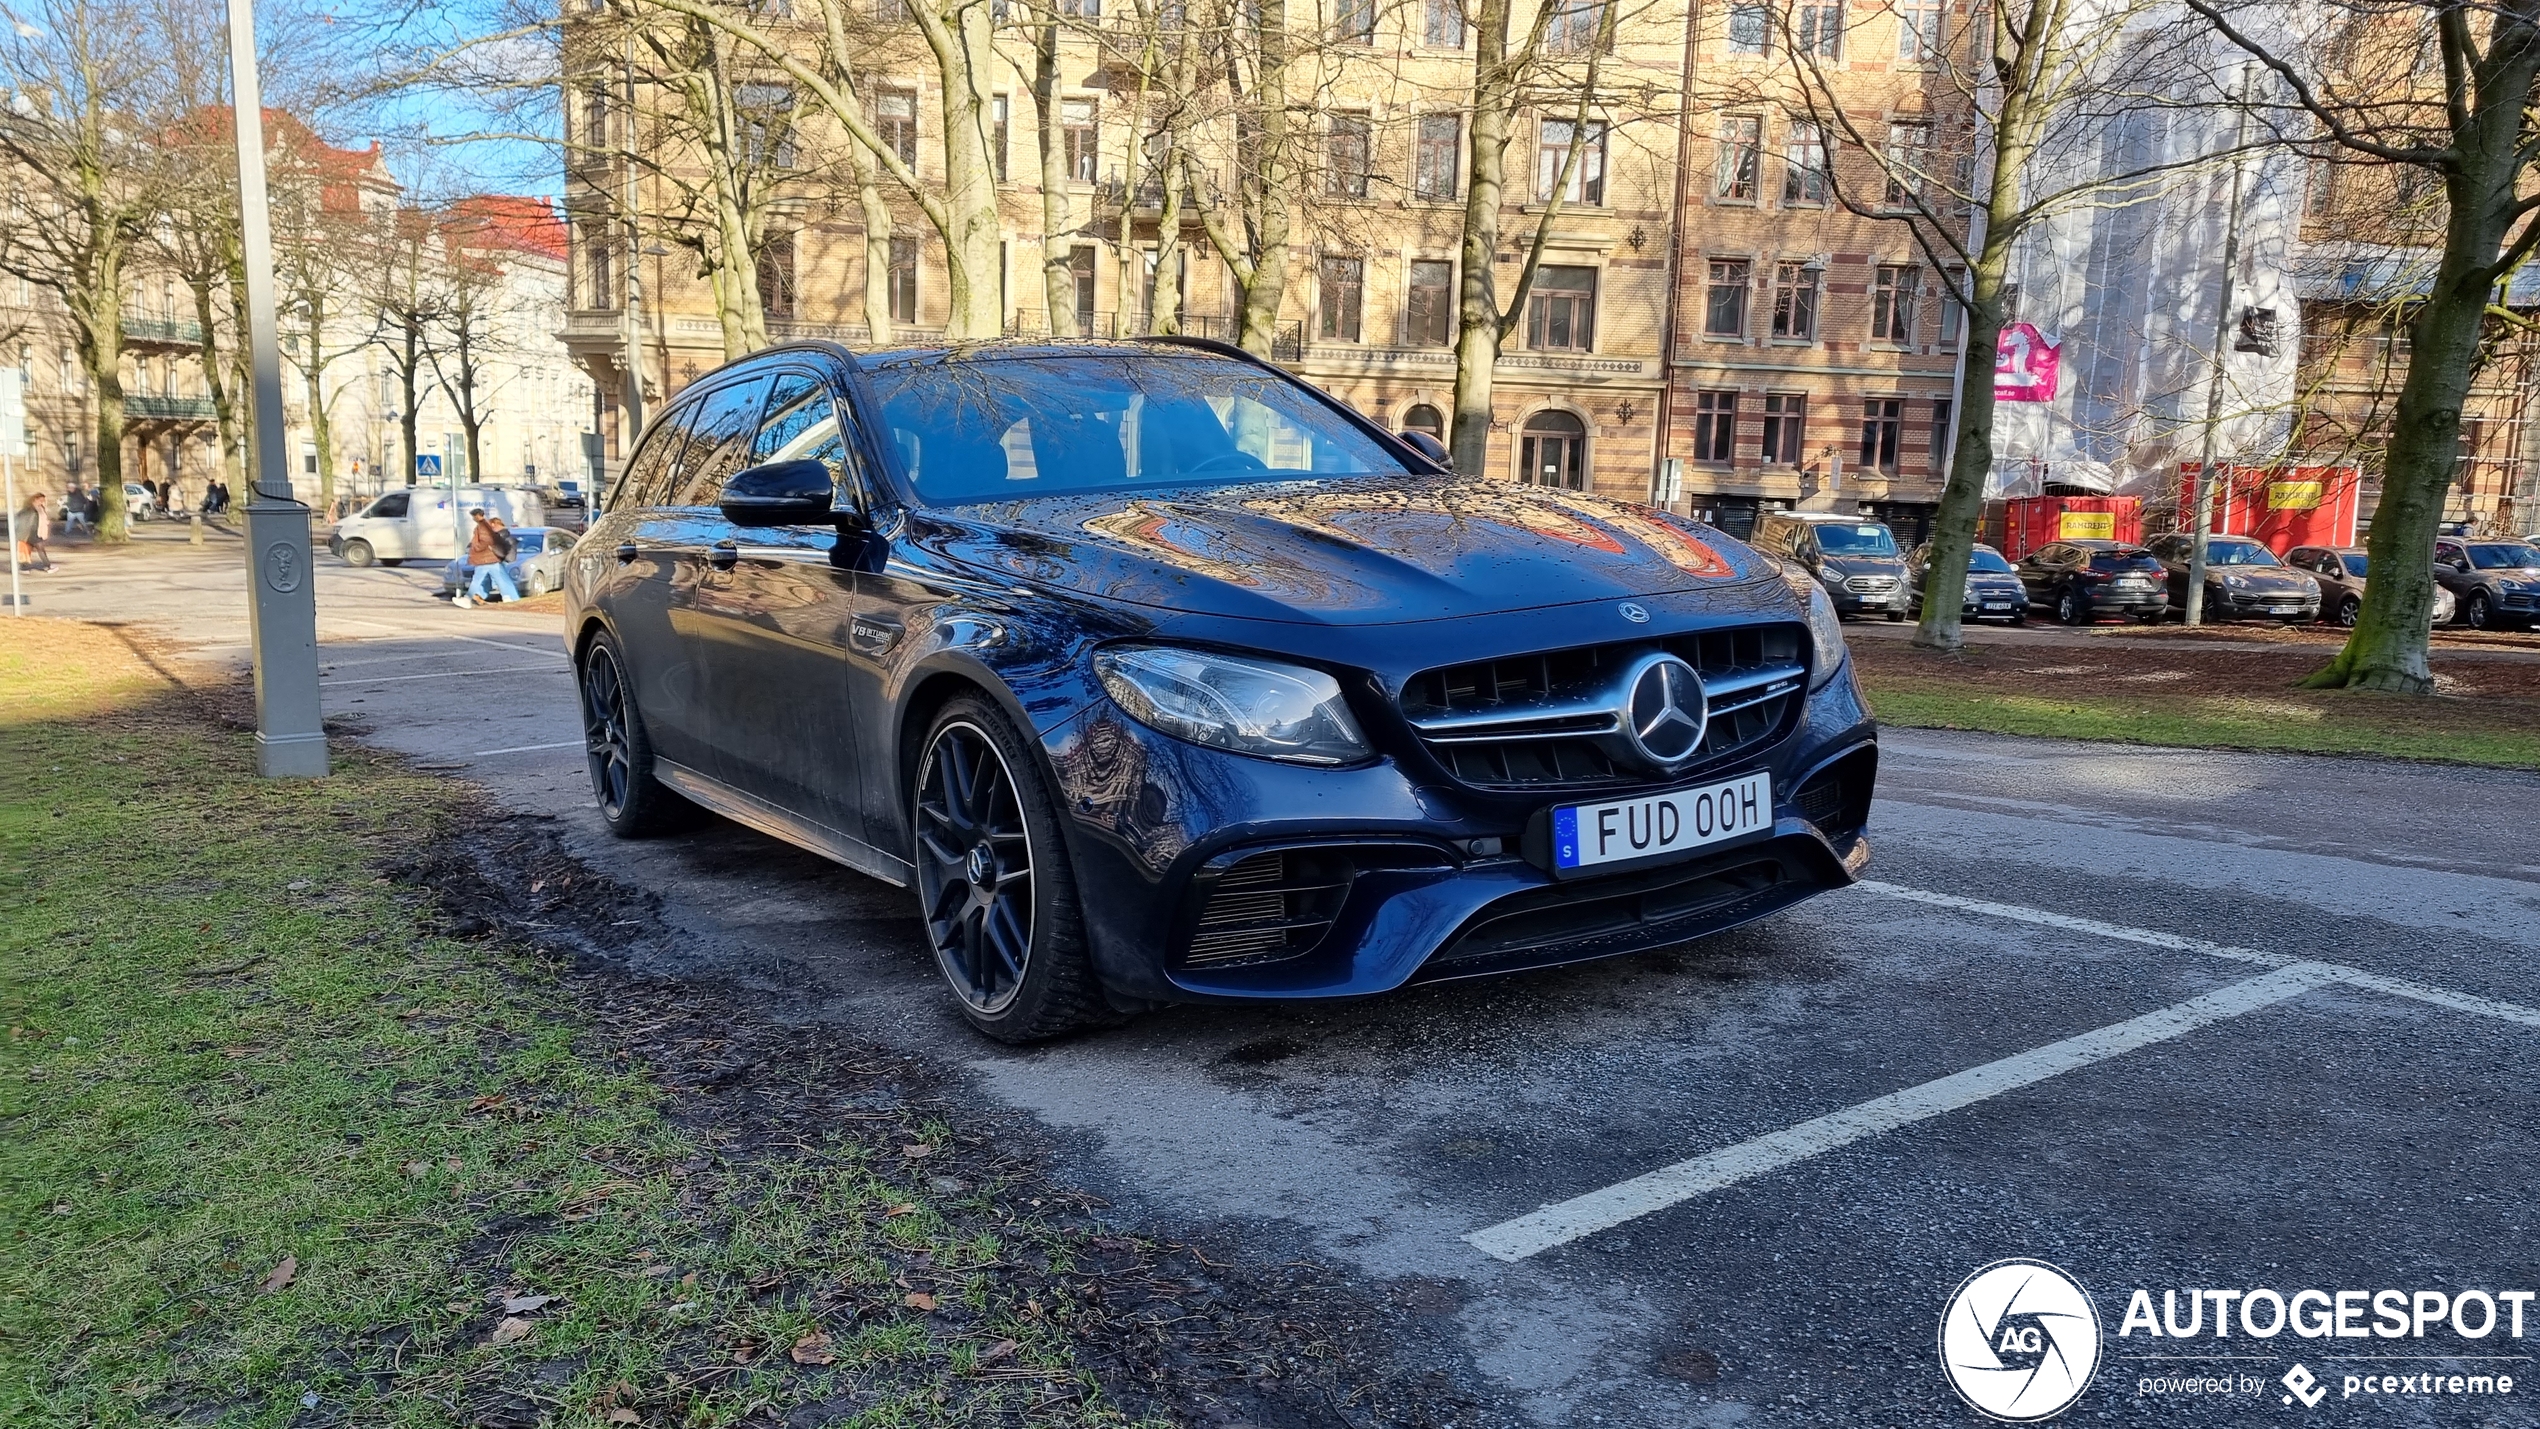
1995,322 -> 2061,402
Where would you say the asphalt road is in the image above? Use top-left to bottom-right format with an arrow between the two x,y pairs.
29,529 -> 2540,1427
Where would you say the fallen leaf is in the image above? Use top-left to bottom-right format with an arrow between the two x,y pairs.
285,879 -> 312,892
883,1203 -> 918,1218
1024,1298 -> 1044,1319
466,1094 -> 507,1113
902,1291 -> 937,1312
443,1157 -> 462,1172
259,1256 -> 298,1294
501,1293 -> 553,1314
605,1410 -> 639,1426
898,1144 -> 934,1159
678,1271 -> 697,1289
487,1316 -> 534,1347
980,1338 -> 1019,1364
730,1343 -> 758,1363
639,1264 -> 676,1278
529,879 -> 546,894
597,1379 -> 640,1409
403,1160 -> 431,1177
789,1329 -> 836,1366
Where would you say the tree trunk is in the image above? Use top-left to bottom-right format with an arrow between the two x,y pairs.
1449,0 -> 1513,477
192,277 -> 239,512
1232,0 -> 1291,357
1911,283 -> 2004,653
912,0 -> 1005,338
88,324 -> 129,543
399,324 -> 423,487
1034,14 -> 1076,337
300,305 -> 336,518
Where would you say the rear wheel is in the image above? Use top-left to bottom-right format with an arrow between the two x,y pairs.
912,697 -> 1112,1043
521,569 -> 551,598
2057,588 -> 2085,625
578,631 -> 690,837
341,539 -> 375,568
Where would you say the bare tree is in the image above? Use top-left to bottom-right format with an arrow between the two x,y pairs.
364,207 -> 447,488
2187,0 -> 2540,692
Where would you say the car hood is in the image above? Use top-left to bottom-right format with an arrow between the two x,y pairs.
904,476 -> 1776,625
1822,556 -> 1905,580
2211,567 -> 2315,591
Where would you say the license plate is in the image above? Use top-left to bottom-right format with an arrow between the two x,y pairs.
1550,771 -> 1773,872
2267,605 -> 2297,614
1981,600 -> 2012,610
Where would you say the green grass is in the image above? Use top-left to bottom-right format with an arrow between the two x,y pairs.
0,622 -> 1138,1427
1863,684 -> 2540,767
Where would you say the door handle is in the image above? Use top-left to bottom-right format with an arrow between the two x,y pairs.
708,541 -> 738,570
615,542 -> 638,564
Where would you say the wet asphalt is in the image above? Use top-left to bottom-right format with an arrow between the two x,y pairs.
35,531 -> 2540,1427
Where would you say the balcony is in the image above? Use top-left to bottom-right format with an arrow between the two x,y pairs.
122,316 -> 204,348
124,394 -> 218,422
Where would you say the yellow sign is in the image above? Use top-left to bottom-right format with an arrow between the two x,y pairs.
2268,481 -> 2323,511
2058,511 -> 2116,540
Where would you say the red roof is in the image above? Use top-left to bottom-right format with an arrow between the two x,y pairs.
171,106 -> 390,214
442,195 -> 569,261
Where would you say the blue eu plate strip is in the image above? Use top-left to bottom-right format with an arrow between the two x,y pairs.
1553,806 -> 1580,868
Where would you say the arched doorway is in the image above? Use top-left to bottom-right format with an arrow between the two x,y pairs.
1401,402 -> 1445,439
1519,410 -> 1586,489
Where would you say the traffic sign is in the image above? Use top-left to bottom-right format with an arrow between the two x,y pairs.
415,454 -> 443,478
0,370 -> 24,458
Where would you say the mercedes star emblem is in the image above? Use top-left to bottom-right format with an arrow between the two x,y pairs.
1620,653 -> 1707,769
1618,601 -> 1651,624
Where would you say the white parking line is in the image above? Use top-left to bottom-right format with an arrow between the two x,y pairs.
320,662 -> 567,686
466,740 -> 585,757
1466,961 -> 2350,1262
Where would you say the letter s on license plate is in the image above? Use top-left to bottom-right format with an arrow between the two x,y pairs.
1551,771 -> 1772,872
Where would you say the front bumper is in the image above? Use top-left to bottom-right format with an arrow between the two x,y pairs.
1040,665 -> 1878,1005
2209,588 -> 2321,619
1828,584 -> 1905,617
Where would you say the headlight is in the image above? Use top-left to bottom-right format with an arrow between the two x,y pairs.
2223,573 -> 2248,589
1788,571 -> 1846,688
1094,645 -> 1371,765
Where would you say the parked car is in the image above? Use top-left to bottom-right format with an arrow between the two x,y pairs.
122,482 -> 158,521
1750,511 -> 1908,621
437,526 -> 578,600
2284,545 -> 2455,628
566,339 -> 1878,1041
2433,537 -> 2540,630
2145,533 -> 2321,622
1904,541 -> 2029,624
2013,540 -> 2170,624
329,484 -> 546,567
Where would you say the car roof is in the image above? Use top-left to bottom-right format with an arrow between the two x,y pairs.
1775,511 -> 1888,523
2065,539 -> 2143,550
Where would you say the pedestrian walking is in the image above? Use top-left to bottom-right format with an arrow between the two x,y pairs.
15,491 -> 53,572
454,508 -> 518,608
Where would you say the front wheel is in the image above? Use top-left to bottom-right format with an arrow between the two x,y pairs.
2336,596 -> 2360,628
912,697 -> 1113,1043
2057,588 -> 2085,625
2467,590 -> 2497,631
520,569 -> 550,598
578,631 -> 691,837
1884,609 -> 1906,623
341,539 -> 375,568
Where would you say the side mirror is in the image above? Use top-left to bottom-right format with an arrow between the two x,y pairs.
1397,429 -> 1453,471
720,459 -> 836,527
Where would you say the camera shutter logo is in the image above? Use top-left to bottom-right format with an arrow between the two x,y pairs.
1938,1259 -> 2102,1421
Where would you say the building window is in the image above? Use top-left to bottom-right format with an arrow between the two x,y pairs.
1897,0 -> 1942,60
1860,398 -> 1903,473
991,95 -> 1010,182
1884,122 -> 1931,206
1406,259 -> 1454,345
581,88 -> 610,150
1872,264 -> 1919,343
1327,112 -> 1372,198
1058,0 -> 1099,14
1063,99 -> 1098,182
1771,262 -> 1819,340
1526,265 -> 1596,351
1520,410 -> 1587,489
1727,0 -> 1767,53
586,232 -> 615,309
1762,393 -> 1805,465
1544,0 -> 1606,53
1715,115 -> 1761,202
1336,0 -> 1376,43
1704,259 -> 1749,338
1796,0 -> 1842,56
1070,245 -> 1097,330
1930,398 -> 1953,471
2236,306 -> 2280,355
1423,0 -> 1465,47
1320,254 -> 1365,342
1415,114 -> 1461,200
1536,119 -> 1607,204
1939,267 -> 1966,346
1693,390 -> 1737,464
1402,402 -> 1445,438
887,237 -> 919,324
1783,119 -> 1828,204
736,84 -> 797,169
757,231 -> 796,321
878,88 -> 919,167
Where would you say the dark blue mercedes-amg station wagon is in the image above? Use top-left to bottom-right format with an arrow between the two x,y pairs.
565,339 -> 1877,1041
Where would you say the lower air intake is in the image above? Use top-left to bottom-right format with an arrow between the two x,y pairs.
1183,850 -> 1354,968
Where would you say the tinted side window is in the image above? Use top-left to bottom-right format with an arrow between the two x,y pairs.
751,371 -> 866,512
612,415 -> 692,511
669,377 -> 773,506
368,490 -> 409,519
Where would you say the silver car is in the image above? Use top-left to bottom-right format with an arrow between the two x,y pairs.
437,526 -> 578,600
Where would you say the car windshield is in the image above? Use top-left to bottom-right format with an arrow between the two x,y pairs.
2207,541 -> 2280,566
2339,554 -> 2368,577
866,352 -> 1410,505
1968,547 -> 2015,574
1814,523 -> 1898,557
2467,542 -> 2540,570
2088,550 -> 2162,574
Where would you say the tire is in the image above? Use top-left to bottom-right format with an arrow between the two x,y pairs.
378,558 -> 405,568
2057,588 -> 2085,625
2336,596 -> 2360,628
1884,609 -> 1906,622
340,539 -> 375,567
2467,590 -> 2497,631
2009,609 -> 2027,626
521,570 -> 550,598
911,696 -> 1114,1043
577,630 -> 692,837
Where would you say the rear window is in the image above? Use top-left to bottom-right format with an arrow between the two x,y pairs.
2088,550 -> 2161,574
867,352 -> 1408,505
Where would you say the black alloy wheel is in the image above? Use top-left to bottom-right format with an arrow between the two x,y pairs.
2057,587 -> 2086,625
578,632 -> 688,836
2466,590 -> 2497,630
911,698 -> 1111,1042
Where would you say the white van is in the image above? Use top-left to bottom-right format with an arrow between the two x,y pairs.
329,485 -> 546,567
